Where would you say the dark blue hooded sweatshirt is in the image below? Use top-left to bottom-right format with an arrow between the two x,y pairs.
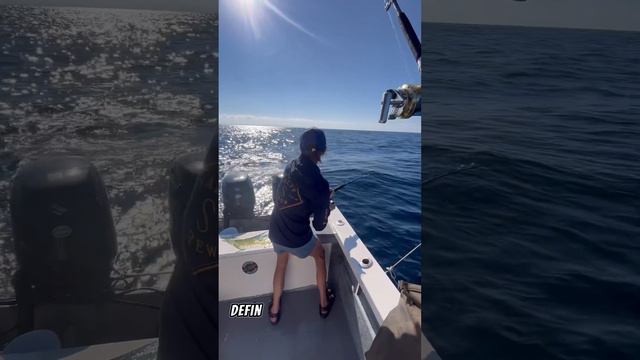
158,135 -> 217,360
269,155 -> 331,248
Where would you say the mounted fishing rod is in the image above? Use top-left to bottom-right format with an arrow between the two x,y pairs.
385,0 -> 421,69
379,0 -> 422,124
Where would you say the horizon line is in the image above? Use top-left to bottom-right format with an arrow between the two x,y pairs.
220,113 -> 420,134
423,20 -> 640,34
0,3 -> 217,14
219,121 -> 420,134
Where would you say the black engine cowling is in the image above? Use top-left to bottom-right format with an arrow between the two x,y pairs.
168,152 -> 205,254
271,173 -> 283,203
221,171 -> 255,227
10,156 -> 117,303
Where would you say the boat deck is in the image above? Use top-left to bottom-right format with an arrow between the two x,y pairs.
219,287 -> 361,360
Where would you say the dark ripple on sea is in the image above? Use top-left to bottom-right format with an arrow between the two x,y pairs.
422,23 -> 640,360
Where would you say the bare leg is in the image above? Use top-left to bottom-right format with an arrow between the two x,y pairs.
310,243 -> 328,308
270,252 -> 289,321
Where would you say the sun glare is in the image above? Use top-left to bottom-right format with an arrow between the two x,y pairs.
230,0 -> 263,38
238,0 -> 257,11
227,0 -> 323,42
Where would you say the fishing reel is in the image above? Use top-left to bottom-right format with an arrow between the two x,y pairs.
378,0 -> 421,124
378,83 -> 421,123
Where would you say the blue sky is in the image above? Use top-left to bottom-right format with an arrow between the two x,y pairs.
219,0 -> 421,133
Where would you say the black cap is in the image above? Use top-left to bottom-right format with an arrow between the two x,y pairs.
299,128 -> 326,156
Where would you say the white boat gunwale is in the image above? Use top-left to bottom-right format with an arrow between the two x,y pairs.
218,205 -> 400,325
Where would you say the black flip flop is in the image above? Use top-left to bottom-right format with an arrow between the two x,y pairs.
268,301 -> 281,325
319,288 -> 336,319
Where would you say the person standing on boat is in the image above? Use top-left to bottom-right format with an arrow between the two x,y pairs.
268,128 -> 336,325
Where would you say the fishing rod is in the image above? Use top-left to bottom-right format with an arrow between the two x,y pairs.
330,172 -> 422,285
331,162 -> 481,196
331,172 -> 377,193
423,163 -> 483,186
385,0 -> 421,69
378,0 -> 421,124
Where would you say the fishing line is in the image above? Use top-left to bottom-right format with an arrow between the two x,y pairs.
387,11 -> 412,79
423,163 -> 483,186
385,241 -> 421,283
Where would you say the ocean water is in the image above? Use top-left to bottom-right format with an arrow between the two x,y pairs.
422,23 -> 640,360
0,6 -> 217,298
219,125 -> 421,284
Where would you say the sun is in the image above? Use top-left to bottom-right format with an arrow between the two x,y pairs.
236,0 -> 257,13
226,0 -> 321,42
229,0 -> 264,38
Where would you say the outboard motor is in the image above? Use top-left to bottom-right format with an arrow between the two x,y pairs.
271,173 -> 283,203
10,156 -> 116,332
221,171 -> 255,228
168,152 -> 205,253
